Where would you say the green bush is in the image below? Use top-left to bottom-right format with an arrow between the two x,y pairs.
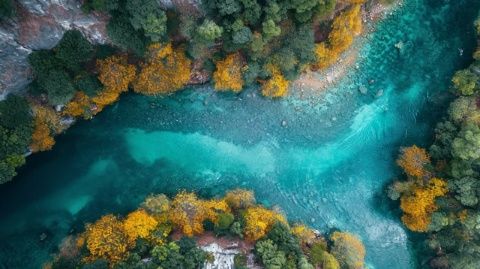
214,212 -> 235,235
234,253 -> 248,269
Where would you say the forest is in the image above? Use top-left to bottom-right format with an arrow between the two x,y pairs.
388,16 -> 480,269
45,189 -> 365,269
0,0 -> 370,184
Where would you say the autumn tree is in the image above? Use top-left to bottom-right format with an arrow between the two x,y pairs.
168,191 -> 207,236
134,43 -> 191,95
315,4 -> 363,70
243,206 -> 287,241
291,224 -> 316,246
261,65 -> 289,97
396,145 -> 431,178
30,105 -> 63,152
63,91 -> 94,119
400,178 -> 448,232
83,214 -> 131,263
330,232 -> 365,269
123,209 -> 158,243
94,55 -> 136,110
213,53 -> 245,92
224,189 -> 256,209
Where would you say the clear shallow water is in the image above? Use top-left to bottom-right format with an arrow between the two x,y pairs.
1,0 -> 479,268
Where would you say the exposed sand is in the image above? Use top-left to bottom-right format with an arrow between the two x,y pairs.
293,2 -> 399,94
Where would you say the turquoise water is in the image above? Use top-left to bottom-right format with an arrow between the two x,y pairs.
1,0 -> 479,268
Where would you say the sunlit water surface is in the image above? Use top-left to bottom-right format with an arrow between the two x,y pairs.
1,0 -> 479,268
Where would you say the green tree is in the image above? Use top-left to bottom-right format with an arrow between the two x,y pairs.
255,239 -> 287,269
240,0 -> 261,25
452,123 -> 480,162
55,30 -> 94,73
217,0 -> 241,16
452,69 -> 478,96
125,0 -> 167,42
0,0 -> 14,19
262,19 -> 281,40
197,20 -> 223,42
40,70 -> 76,105
82,0 -> 119,12
107,14 -> 146,55
0,95 -> 33,184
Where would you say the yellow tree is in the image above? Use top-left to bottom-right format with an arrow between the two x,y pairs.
83,214 -> 131,264
397,145 -> 431,178
315,4 -> 363,70
243,206 -> 287,241
224,189 -> 256,209
400,178 -> 447,232
168,191 -> 207,236
63,91 -> 93,119
30,121 -> 55,152
123,209 -> 158,244
213,53 -> 245,92
203,199 -> 231,224
30,105 -> 62,152
261,65 -> 289,97
291,224 -> 316,246
330,232 -> 365,269
94,55 -> 136,111
134,43 -> 191,95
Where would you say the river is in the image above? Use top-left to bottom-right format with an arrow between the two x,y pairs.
0,0 -> 479,268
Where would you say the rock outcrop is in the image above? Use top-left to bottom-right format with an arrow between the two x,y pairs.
0,0 -> 109,99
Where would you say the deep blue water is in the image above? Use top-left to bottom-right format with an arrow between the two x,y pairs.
0,0 -> 479,268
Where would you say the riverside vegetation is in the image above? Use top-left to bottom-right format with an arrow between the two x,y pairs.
388,16 -> 480,269
45,189 -> 365,269
0,0 -> 380,184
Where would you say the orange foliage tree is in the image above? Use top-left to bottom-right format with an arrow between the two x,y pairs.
330,232 -> 366,269
63,91 -> 93,119
83,214 -> 131,263
30,105 -> 62,152
94,55 -> 136,111
397,145 -> 431,178
243,206 -> 287,241
315,4 -> 362,70
168,191 -> 208,236
224,189 -> 256,209
123,209 -> 158,243
261,65 -> 289,97
134,43 -> 191,95
400,178 -> 448,232
213,53 -> 245,92
203,199 -> 231,224
291,224 -> 316,246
